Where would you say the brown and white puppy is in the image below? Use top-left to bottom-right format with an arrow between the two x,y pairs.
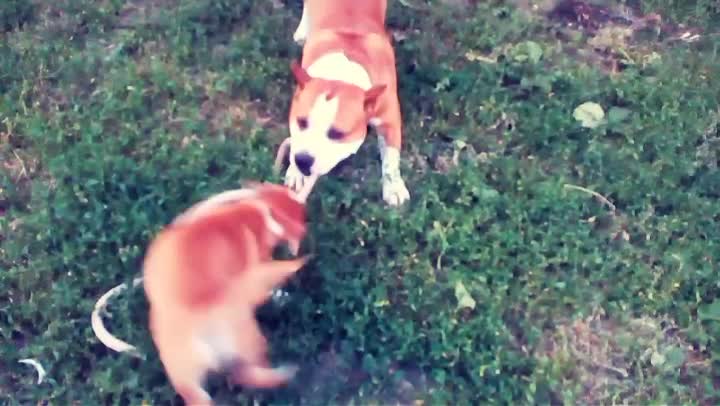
284,0 -> 410,206
142,183 -> 309,405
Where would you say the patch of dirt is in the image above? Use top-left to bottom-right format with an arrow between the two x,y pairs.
505,0 -> 706,75
297,340 -> 435,405
25,0 -> 97,38
116,0 -> 177,29
0,128 -> 58,228
536,308 -> 713,404
695,109 -> 720,171
407,112 -> 515,176
1,132 -> 42,204
198,92 -> 279,135
551,0 -> 706,73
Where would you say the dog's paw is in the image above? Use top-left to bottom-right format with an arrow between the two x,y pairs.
276,364 -> 300,380
284,164 -> 307,192
382,177 -> 410,206
292,32 -> 306,45
292,10 -> 308,44
270,288 -> 291,307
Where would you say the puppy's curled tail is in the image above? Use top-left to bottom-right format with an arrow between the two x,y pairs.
90,276 -> 145,359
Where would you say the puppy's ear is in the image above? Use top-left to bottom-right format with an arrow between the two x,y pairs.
290,60 -> 311,88
364,84 -> 387,112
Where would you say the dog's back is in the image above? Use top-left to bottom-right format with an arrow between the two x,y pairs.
306,0 -> 387,35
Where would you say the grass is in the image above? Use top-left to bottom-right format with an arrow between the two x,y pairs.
1,0 -> 719,404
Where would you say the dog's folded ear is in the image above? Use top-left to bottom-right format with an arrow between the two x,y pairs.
364,84 -> 387,111
290,60 -> 312,87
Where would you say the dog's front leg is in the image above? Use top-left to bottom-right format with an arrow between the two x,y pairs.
292,1 -> 309,44
370,93 -> 411,206
371,113 -> 410,206
377,136 -> 410,206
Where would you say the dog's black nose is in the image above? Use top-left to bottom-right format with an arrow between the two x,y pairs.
294,153 -> 314,176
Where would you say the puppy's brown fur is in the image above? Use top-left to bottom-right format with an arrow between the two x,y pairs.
142,184 -> 308,405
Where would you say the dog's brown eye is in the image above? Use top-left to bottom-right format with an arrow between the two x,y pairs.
327,127 -> 344,140
297,117 -> 308,130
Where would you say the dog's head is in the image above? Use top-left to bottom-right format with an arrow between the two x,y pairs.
287,60 -> 386,177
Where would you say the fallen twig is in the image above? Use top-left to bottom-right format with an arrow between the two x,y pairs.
18,358 -> 47,384
12,150 -> 29,180
569,345 -> 629,378
274,137 -> 291,172
90,276 -> 145,358
563,184 -> 616,213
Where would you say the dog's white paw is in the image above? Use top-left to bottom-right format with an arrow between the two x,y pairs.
284,164 -> 308,193
293,4 -> 309,45
293,31 -> 306,45
270,289 -> 291,307
382,177 -> 410,206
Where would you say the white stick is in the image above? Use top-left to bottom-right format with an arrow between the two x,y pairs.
18,358 -> 47,384
274,137 -> 292,172
90,276 -> 145,358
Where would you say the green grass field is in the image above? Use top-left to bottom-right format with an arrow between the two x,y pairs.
1,0 -> 719,404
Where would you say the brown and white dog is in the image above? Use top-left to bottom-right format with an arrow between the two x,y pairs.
283,0 -> 410,206
141,183 -> 309,405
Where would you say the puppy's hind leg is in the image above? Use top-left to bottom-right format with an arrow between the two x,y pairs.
174,380 -> 214,406
234,363 -> 300,389
155,335 -> 215,405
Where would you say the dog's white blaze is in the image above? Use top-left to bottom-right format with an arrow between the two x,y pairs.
306,52 -> 372,90
290,51 -> 371,175
290,92 -> 364,175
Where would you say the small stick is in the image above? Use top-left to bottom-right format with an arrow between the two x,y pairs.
18,359 -> 47,384
569,346 -> 629,378
272,138 -> 316,203
90,276 -> 145,358
12,150 -> 29,180
563,184 -> 616,213
274,137 -> 291,172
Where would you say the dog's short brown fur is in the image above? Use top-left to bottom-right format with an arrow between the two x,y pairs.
142,184 -> 309,405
